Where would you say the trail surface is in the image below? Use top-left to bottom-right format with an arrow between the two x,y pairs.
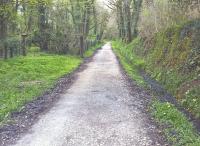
11,43 -> 165,146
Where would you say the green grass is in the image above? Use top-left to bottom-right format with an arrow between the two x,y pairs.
112,40 -> 146,86
151,100 -> 200,146
182,86 -> 200,119
0,54 -> 82,123
84,43 -> 103,58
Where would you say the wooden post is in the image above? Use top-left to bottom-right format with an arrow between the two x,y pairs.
21,33 -> 28,56
80,35 -> 84,58
4,42 -> 8,59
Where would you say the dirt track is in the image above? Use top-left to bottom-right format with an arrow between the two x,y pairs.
9,43 -> 166,146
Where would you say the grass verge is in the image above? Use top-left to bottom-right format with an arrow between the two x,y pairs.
0,54 -> 81,123
112,40 -> 146,86
151,100 -> 200,146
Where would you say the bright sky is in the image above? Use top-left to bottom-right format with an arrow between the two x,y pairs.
98,0 -> 113,13
97,0 -> 110,8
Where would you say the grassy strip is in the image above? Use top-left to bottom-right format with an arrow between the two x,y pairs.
112,40 -> 146,86
151,100 -> 200,146
112,40 -> 200,146
0,54 -> 81,123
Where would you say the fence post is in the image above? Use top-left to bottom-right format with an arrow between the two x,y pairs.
21,33 -> 28,56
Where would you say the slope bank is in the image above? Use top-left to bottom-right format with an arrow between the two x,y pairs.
112,20 -> 200,145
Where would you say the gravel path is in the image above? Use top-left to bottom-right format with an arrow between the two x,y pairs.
11,43 -> 166,146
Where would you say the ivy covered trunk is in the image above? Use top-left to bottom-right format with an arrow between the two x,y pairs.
0,16 -> 8,59
132,0 -> 143,38
38,4 -> 49,52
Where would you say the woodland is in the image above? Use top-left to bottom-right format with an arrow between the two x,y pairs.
0,0 -> 108,58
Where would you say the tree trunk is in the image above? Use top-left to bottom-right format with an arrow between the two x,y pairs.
132,0 -> 143,38
119,1 -> 125,40
0,18 -> 7,59
93,5 -> 97,36
16,0 -> 19,11
21,36 -> 26,56
80,35 -> 84,58
4,43 -> 8,59
38,4 -> 48,51
124,0 -> 132,42
10,47 -> 14,58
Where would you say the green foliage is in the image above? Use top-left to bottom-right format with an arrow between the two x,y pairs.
28,46 -> 40,54
151,100 -> 200,146
6,36 -> 21,53
112,40 -> 146,86
0,54 -> 81,123
0,2 -> 14,21
83,42 -> 103,58
181,86 -> 200,119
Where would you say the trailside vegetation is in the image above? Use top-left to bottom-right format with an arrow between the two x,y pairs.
109,0 -> 200,145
